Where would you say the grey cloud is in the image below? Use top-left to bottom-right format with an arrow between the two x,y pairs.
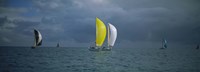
0,0 -> 200,47
28,0 -> 200,46
0,7 -> 28,17
0,16 -> 40,46
106,4 -> 200,44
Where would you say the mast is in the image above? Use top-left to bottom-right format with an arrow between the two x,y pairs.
107,24 -> 110,47
33,33 -> 36,47
162,38 -> 164,48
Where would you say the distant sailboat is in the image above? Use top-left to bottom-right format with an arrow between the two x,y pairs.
89,17 -> 107,51
160,38 -> 167,49
102,23 -> 117,51
196,44 -> 199,49
31,29 -> 42,48
57,43 -> 60,47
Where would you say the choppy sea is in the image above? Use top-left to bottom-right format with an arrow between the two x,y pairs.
0,46 -> 199,72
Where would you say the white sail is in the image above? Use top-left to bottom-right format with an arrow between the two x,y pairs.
162,39 -> 167,48
37,30 -> 42,45
33,29 -> 42,47
108,23 -> 117,47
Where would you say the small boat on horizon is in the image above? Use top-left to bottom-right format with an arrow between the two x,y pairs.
57,43 -> 60,47
31,29 -> 42,49
196,44 -> 199,50
89,17 -> 107,51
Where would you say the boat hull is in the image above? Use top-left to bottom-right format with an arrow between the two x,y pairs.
89,47 -> 101,51
102,47 -> 111,51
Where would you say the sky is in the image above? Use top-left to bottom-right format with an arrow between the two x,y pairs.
0,0 -> 200,47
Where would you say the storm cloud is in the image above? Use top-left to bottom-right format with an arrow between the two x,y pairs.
0,0 -> 200,47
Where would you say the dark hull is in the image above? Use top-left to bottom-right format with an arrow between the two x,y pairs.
89,47 -> 101,52
101,48 -> 111,51
89,47 -> 112,51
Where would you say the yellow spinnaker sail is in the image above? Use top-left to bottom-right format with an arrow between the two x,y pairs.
96,17 -> 107,47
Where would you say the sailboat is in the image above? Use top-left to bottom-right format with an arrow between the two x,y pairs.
160,38 -> 167,49
102,23 -> 117,51
89,17 -> 107,51
57,43 -> 60,47
196,44 -> 199,49
31,29 -> 42,48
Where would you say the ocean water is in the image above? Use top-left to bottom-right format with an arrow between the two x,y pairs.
0,47 -> 199,72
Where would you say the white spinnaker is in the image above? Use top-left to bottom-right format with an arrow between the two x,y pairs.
37,30 -> 42,45
162,39 -> 167,48
108,23 -> 117,47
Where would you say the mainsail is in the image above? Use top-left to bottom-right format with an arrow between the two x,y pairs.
107,23 -> 117,48
96,17 -> 107,47
33,29 -> 42,48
